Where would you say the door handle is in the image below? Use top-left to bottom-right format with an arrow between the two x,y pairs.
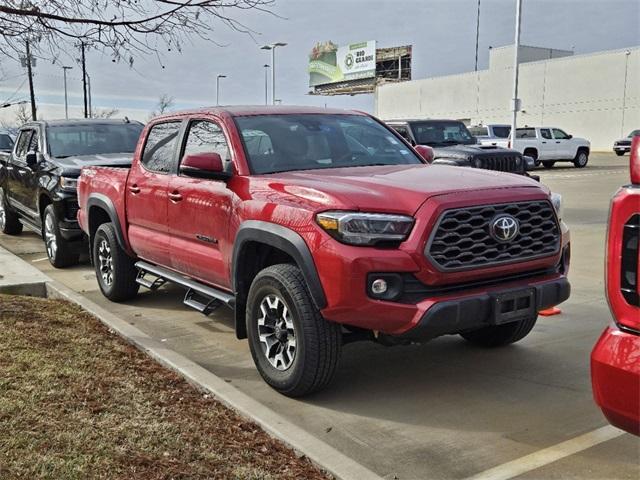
129,184 -> 141,194
168,191 -> 183,202
556,141 -> 561,143
542,141 -> 547,144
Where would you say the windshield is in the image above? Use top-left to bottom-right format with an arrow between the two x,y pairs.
235,114 -> 423,174
411,121 -> 476,146
0,134 -> 13,150
628,130 -> 640,138
47,123 -> 143,158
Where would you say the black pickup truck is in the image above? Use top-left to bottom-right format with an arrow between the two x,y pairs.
0,119 -> 143,267
385,119 -> 532,175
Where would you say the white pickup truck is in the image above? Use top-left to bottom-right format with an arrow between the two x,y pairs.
512,127 -> 590,169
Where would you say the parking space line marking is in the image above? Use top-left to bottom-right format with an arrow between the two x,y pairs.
465,425 -> 625,480
31,257 -> 49,263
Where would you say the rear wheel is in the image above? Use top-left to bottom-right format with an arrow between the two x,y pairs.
93,222 -> 139,301
0,187 -> 23,235
43,204 -> 78,268
542,161 -> 555,169
460,316 -> 538,347
246,264 -> 342,397
573,150 -> 589,168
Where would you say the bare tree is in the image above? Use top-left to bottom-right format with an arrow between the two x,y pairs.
148,94 -> 174,119
0,1 -> 274,62
91,107 -> 120,119
14,102 -> 36,125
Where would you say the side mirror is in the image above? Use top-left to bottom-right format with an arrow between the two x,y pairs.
25,151 -> 38,168
180,152 -> 230,180
630,135 -> 640,185
567,134 -> 573,139
414,145 -> 434,163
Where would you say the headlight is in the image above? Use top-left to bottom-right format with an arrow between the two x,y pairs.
59,176 -> 78,191
316,211 -> 414,246
550,192 -> 563,220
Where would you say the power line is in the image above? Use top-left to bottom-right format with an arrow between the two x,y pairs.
1,77 -> 27,105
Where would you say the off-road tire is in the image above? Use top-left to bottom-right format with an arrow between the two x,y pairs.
0,187 -> 23,235
460,316 -> 538,347
246,264 -> 342,397
542,161 -> 555,169
93,222 -> 139,301
615,151 -> 625,156
43,204 -> 78,268
573,150 -> 589,168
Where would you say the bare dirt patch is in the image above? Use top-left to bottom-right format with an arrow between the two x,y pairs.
0,294 -> 328,480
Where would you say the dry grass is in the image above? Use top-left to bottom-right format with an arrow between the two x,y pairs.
0,294 -> 328,480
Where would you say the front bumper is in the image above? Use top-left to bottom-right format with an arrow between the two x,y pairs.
396,276 -> 569,341
614,145 -> 631,153
591,325 -> 640,436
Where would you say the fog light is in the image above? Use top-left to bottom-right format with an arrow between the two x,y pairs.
371,278 -> 388,295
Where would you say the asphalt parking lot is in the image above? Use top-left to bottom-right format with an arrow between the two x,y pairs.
1,152 -> 638,479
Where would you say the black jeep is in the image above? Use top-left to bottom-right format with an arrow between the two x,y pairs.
386,119 -> 532,175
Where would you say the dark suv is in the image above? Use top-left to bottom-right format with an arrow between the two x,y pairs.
0,119 -> 143,267
386,119 -> 529,175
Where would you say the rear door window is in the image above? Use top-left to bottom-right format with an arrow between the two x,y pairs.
516,128 -> 535,138
492,126 -> 511,138
141,122 -> 182,173
540,129 -> 552,139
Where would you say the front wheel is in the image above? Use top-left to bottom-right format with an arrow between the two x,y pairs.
246,264 -> 342,397
93,222 -> 139,301
0,187 -> 23,235
43,204 -> 78,268
615,151 -> 625,157
460,316 -> 538,347
573,150 -> 589,168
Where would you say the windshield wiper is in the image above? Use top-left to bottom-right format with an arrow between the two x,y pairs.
55,155 -> 71,159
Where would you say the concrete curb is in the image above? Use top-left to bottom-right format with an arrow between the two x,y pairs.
0,245 -> 381,480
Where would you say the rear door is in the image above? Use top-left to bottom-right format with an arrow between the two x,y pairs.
538,128 -> 555,160
552,128 -> 573,159
126,121 -> 182,267
167,118 -> 235,289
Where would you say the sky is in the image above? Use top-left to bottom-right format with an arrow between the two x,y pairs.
0,0 -> 639,124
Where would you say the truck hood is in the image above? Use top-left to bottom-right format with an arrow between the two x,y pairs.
259,164 -> 543,215
432,144 -> 520,160
55,152 -> 134,176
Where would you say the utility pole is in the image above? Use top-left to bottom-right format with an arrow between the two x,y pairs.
87,74 -> 92,117
62,66 -> 72,119
25,40 -> 37,121
81,42 -> 88,118
475,0 -> 481,71
509,0 -> 523,147
263,64 -> 270,105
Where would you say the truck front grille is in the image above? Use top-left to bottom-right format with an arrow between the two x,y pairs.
478,155 -> 521,173
426,201 -> 560,271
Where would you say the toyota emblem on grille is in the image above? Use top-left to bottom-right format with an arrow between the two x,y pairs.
490,215 -> 519,242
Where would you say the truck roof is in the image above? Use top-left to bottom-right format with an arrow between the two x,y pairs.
385,119 -> 462,124
153,105 -> 363,121
20,118 -> 142,128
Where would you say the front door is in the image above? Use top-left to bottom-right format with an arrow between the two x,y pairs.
168,119 -> 235,289
126,121 -> 182,267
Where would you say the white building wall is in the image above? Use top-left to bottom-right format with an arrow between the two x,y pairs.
376,46 -> 640,151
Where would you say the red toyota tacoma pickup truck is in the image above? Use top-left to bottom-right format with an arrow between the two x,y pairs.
77,106 -> 570,396
591,135 -> 640,436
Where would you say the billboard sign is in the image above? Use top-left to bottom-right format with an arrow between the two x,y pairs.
309,40 -> 376,87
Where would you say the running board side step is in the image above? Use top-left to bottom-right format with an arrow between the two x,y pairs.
135,261 -> 235,314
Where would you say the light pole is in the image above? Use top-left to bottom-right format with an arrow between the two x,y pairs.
62,66 -> 72,119
261,42 -> 287,105
263,64 -> 270,105
216,74 -> 226,106
509,0 -> 523,148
